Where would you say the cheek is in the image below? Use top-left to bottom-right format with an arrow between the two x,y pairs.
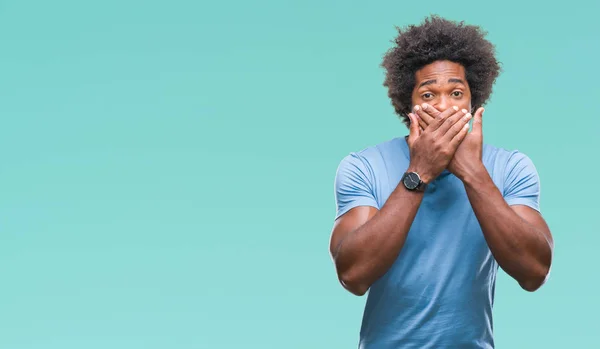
458,101 -> 471,111
410,92 -> 420,108
460,95 -> 472,111
464,90 -> 473,109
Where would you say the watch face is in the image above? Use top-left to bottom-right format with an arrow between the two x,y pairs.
403,172 -> 420,190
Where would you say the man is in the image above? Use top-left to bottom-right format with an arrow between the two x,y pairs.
329,16 -> 554,348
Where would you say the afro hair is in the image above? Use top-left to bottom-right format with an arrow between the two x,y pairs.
382,15 -> 501,126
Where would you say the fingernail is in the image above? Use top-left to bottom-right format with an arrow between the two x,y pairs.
462,109 -> 468,114
465,113 -> 472,119
453,106 -> 459,111
422,104 -> 428,110
414,105 -> 420,111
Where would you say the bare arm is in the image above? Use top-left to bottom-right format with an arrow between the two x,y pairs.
463,167 -> 553,291
329,184 -> 424,296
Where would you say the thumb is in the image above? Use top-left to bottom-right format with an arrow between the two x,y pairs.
472,107 -> 484,136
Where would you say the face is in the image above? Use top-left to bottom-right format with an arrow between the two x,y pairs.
411,60 -> 471,113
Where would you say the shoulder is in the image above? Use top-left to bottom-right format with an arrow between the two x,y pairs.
334,137 -> 405,191
482,143 -> 541,206
333,138 -> 403,217
482,143 -> 538,174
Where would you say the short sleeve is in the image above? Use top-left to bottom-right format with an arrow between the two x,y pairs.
333,153 -> 379,220
503,152 -> 541,212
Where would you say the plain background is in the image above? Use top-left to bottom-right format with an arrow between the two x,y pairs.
1,0 -> 598,348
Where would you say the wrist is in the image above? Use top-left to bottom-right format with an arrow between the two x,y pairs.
460,163 -> 489,188
406,165 -> 434,184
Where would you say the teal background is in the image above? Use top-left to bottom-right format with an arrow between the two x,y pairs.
0,0 -> 597,348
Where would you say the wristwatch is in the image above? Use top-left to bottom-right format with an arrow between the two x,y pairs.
401,171 -> 427,192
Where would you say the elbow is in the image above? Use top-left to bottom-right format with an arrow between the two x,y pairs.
341,279 -> 369,296
519,265 -> 551,292
338,269 -> 370,296
520,279 -> 543,292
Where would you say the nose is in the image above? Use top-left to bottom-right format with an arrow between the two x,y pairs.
435,96 -> 449,112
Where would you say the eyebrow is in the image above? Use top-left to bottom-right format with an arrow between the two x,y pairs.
418,79 -> 436,88
418,78 -> 466,88
448,78 -> 465,84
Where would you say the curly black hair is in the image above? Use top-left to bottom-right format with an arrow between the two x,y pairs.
382,15 -> 501,126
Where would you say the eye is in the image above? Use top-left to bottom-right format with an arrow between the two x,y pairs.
451,91 -> 463,97
421,93 -> 434,100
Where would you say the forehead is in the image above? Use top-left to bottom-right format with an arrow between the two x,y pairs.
415,60 -> 466,84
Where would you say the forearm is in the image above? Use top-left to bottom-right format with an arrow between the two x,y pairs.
462,166 -> 552,291
334,184 -> 424,295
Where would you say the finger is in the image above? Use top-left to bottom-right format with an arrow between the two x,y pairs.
449,121 -> 471,149
415,104 -> 453,128
416,104 -> 437,126
423,104 -> 459,123
443,110 -> 472,143
407,113 -> 421,145
423,105 -> 460,132
435,108 -> 468,137
471,107 -> 484,136
410,113 -> 427,130
409,113 -> 420,136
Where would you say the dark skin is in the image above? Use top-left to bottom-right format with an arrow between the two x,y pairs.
329,60 -> 553,296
